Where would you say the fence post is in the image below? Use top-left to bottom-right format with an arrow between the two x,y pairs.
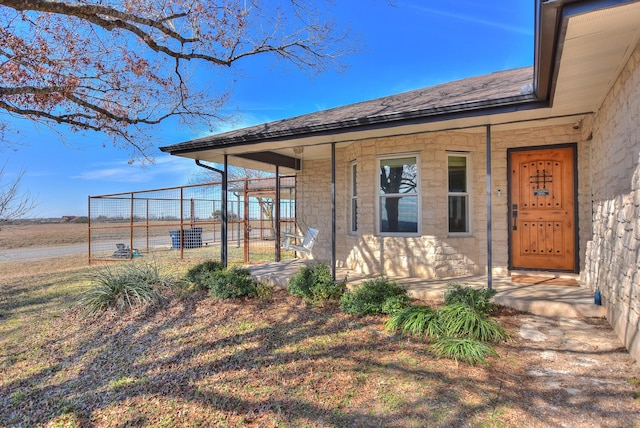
179,187 -> 184,260
146,199 -> 150,252
88,196 -> 92,264
129,193 -> 134,260
275,166 -> 281,262
243,178 -> 249,263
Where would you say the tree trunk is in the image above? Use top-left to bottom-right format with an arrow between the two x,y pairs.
385,197 -> 399,232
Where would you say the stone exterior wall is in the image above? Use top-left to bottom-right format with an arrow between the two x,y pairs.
297,122 -> 590,280
584,41 -> 640,361
292,41 -> 640,361
295,153 -> 345,263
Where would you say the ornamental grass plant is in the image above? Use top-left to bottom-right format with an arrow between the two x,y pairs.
430,337 -> 500,365
437,302 -> 508,343
79,261 -> 177,315
384,305 -> 441,337
385,284 -> 508,365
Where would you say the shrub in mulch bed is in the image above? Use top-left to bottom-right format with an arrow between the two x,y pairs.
384,283 -> 509,365
204,267 -> 258,299
184,261 -> 270,300
443,282 -> 498,314
184,260 -> 225,290
287,262 -> 346,306
339,277 -> 411,316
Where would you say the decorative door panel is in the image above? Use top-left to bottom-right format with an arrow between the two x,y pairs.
509,146 -> 576,271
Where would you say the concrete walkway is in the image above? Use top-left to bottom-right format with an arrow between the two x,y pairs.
249,259 -> 606,318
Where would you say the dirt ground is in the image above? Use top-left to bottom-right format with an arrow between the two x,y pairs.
2,287 -> 639,427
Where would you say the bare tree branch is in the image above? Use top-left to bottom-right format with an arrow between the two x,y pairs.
0,0 -> 355,158
0,162 -> 37,225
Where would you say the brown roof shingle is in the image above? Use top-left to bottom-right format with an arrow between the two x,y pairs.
161,66 -> 536,154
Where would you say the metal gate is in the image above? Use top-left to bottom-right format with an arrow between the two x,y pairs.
229,176 -> 297,263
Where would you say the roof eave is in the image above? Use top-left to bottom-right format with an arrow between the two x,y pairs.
534,0 -> 640,101
161,94 -> 542,155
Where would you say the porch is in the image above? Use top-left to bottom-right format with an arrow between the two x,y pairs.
249,259 -> 606,319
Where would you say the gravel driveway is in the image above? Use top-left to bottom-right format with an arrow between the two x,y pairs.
0,243 -> 86,262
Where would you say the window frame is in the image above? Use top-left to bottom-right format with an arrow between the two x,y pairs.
447,152 -> 472,236
350,161 -> 358,234
376,153 -> 421,237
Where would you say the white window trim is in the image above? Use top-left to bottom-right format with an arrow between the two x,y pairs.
447,152 -> 472,236
350,161 -> 358,234
376,153 -> 421,237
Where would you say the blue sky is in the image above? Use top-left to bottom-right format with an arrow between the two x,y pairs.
3,1 -> 534,218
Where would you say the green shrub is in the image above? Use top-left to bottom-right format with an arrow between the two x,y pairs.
339,277 -> 409,316
430,337 -> 499,365
80,261 -> 175,315
205,267 -> 258,299
437,303 -> 508,343
287,263 -> 345,305
381,294 -> 412,315
256,282 -> 274,302
443,283 -> 497,314
385,305 -> 441,338
185,260 -> 225,290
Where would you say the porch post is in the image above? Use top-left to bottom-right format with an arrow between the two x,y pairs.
275,165 -> 281,262
222,155 -> 228,268
486,125 -> 493,290
194,159 -> 228,267
331,142 -> 336,281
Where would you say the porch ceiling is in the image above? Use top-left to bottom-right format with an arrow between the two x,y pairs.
549,1 -> 640,116
166,0 -> 640,174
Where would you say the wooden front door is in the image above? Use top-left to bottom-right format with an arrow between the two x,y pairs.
509,146 -> 577,271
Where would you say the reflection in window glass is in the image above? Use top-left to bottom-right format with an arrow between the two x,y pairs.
380,157 -> 418,195
380,196 -> 418,233
448,156 -> 467,192
379,156 -> 419,233
448,195 -> 468,233
448,155 -> 469,233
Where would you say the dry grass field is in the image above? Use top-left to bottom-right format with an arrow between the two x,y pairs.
1,227 -> 640,427
0,223 -> 88,250
0,222 -> 287,264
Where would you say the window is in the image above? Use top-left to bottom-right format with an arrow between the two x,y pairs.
448,154 -> 470,234
379,155 -> 419,234
350,161 -> 358,233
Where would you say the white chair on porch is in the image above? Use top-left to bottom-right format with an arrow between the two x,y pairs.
282,227 -> 318,255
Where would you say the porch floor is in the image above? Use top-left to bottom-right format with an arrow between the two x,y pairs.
249,259 -> 606,318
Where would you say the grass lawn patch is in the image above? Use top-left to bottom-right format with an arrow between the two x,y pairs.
1,257 -> 639,427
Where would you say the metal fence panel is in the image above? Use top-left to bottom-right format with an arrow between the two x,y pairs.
88,177 -> 297,264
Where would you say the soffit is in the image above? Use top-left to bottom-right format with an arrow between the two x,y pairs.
550,2 -> 640,115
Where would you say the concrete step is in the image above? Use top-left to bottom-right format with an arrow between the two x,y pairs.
494,294 -> 606,318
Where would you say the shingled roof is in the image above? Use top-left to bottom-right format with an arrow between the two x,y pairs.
160,66 -> 536,154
